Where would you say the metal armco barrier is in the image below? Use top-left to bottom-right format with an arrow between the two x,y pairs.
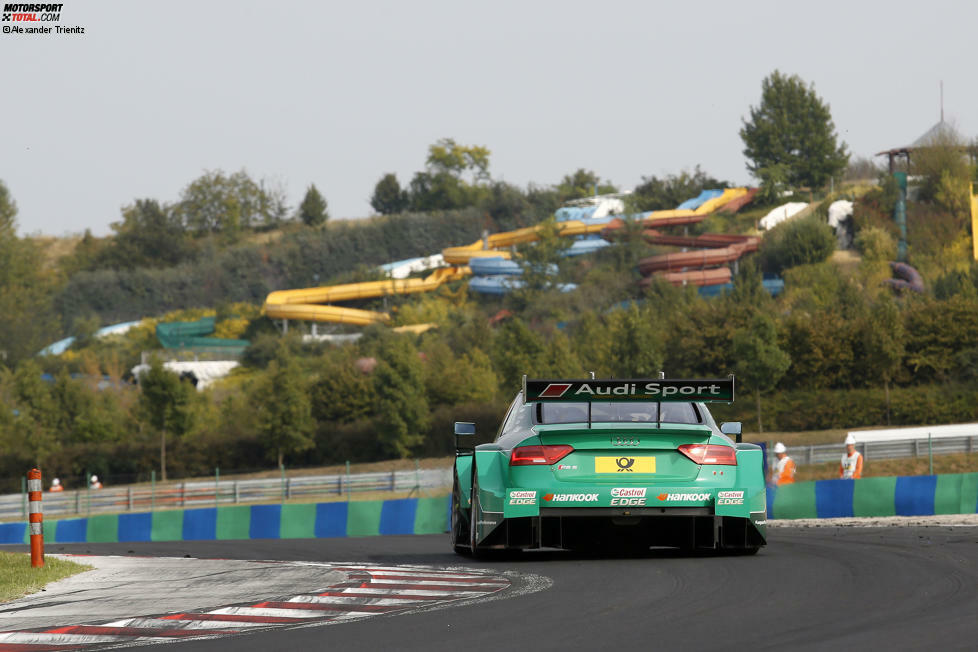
27,468 -> 43,567
0,468 -> 452,522
786,435 -> 978,466
769,471 -> 978,519
0,495 -> 452,545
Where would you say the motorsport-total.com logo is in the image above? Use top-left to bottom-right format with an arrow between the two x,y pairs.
3,3 -> 85,34
3,3 -> 62,21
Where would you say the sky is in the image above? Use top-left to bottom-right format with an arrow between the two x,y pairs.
3,0 -> 976,237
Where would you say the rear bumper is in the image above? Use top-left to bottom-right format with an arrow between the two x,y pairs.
478,512 -> 765,551
473,484 -> 766,550
540,506 -> 713,517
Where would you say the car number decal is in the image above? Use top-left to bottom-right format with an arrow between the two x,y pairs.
595,456 -> 655,473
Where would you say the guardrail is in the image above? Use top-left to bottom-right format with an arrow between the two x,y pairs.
0,468 -> 452,522
787,435 -> 978,466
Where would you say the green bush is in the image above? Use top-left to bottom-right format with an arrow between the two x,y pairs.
854,226 -> 897,262
760,214 -> 836,273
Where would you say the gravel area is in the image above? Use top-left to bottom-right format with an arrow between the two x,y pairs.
770,513 -> 978,527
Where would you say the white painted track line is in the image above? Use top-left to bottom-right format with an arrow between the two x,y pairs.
358,578 -> 508,587
329,587 -> 486,596
287,595 -> 441,606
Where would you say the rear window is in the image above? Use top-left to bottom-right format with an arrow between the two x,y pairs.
537,401 -> 701,425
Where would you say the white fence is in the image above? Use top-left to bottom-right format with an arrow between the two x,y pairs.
0,468 -> 453,521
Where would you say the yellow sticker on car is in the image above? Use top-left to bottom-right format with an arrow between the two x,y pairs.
595,456 -> 655,473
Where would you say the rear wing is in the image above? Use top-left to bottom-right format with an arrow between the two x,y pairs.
522,376 -> 734,403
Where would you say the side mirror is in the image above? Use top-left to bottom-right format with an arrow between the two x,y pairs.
721,422 -> 743,443
454,421 -> 475,454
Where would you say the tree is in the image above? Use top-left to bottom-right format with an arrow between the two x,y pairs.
0,180 -> 16,238
629,166 -> 729,212
174,169 -> 288,235
370,173 -> 409,215
407,171 -> 470,211
252,349 -> 314,467
491,318 -> 546,392
310,349 -> 375,424
0,184 -> 59,365
477,181 -> 559,229
732,313 -> 791,433
510,216 -> 572,302
608,303 -> 664,377
422,340 -> 498,406
741,71 -> 849,190
426,138 -> 491,184
138,356 -> 195,481
556,169 -> 617,202
857,298 -> 906,424
401,139 -> 492,212
298,184 -> 329,226
371,335 -> 429,457
100,199 -> 194,269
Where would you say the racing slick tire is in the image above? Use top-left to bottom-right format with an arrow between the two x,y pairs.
450,470 -> 472,556
468,464 -> 486,559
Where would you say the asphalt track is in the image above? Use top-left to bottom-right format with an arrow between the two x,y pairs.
25,526 -> 978,651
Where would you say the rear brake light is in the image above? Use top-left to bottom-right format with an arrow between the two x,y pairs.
678,444 -> 737,465
510,445 -> 574,466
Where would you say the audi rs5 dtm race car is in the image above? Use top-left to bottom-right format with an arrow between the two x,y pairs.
451,376 -> 767,555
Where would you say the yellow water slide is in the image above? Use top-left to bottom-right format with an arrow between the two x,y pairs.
262,188 -> 750,325
264,266 -> 471,325
971,183 -> 978,261
637,187 -> 748,223
441,219 -> 613,264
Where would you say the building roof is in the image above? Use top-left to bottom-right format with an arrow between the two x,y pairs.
876,120 -> 960,157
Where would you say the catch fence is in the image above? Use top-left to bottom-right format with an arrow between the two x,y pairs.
0,467 -> 452,521
786,434 -> 978,466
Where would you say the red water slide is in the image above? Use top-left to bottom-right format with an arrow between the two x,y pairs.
639,267 -> 733,288
637,237 -> 759,276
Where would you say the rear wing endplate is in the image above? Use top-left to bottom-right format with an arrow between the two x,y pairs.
522,376 -> 734,403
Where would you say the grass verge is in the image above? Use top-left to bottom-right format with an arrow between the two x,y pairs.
0,552 -> 91,603
745,429 -> 850,447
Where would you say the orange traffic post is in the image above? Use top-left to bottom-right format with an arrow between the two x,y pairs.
27,468 -> 44,568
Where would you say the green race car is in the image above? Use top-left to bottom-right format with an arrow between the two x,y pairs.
451,376 -> 767,555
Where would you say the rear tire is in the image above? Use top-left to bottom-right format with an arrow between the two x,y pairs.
469,466 -> 485,559
450,470 -> 471,556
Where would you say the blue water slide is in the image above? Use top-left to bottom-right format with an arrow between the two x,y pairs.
697,278 -> 785,298
378,256 -> 426,273
676,189 -> 724,211
38,320 -> 143,357
468,276 -> 577,295
565,239 -> 611,257
555,206 -> 598,222
468,257 -> 523,276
